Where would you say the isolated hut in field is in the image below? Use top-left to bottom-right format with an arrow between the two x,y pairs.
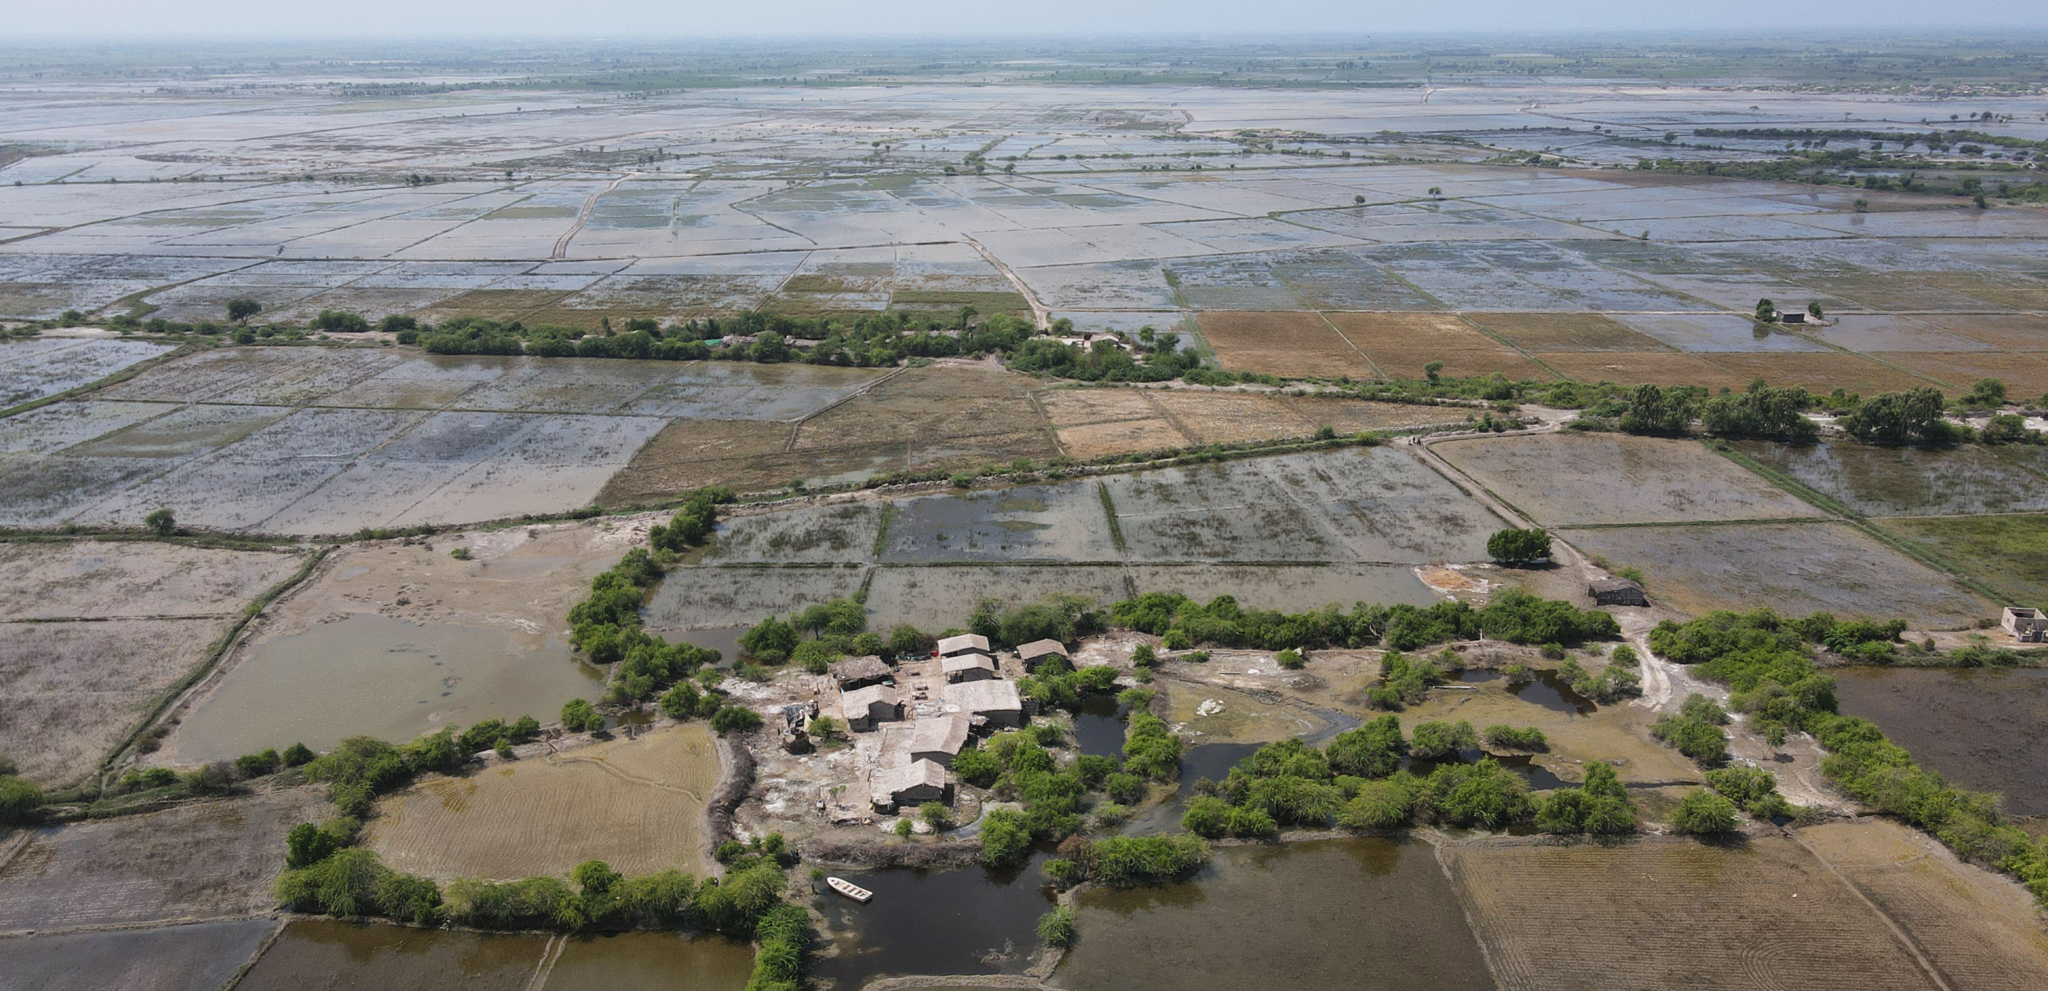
1016,639 -> 1068,667
936,633 -> 991,659
943,678 -> 1024,728
1587,578 -> 1648,607
841,684 -> 904,731
908,713 -> 973,766
829,655 -> 892,690
870,759 -> 953,813
942,652 -> 998,683
2004,607 -> 2048,643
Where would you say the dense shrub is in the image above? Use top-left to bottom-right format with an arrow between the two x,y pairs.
304,731 -> 466,817
979,809 -> 1033,866
1324,715 -> 1408,778
1413,759 -> 1533,829
1483,725 -> 1548,751
1410,720 -> 1479,759
1535,762 -> 1636,836
1651,694 -> 1731,766
1036,906 -> 1077,948
1121,713 -> 1183,780
1670,790 -> 1741,835
1065,834 -> 1210,886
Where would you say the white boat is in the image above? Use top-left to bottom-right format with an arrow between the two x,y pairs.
826,876 -> 873,903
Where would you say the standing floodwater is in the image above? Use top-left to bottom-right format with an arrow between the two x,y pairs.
1053,838 -> 1497,991
811,851 -> 1058,987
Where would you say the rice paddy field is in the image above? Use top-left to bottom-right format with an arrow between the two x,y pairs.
1832,667 -> 2048,815
1733,440 -> 2048,517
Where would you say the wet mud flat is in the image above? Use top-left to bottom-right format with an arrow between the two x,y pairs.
1053,838 -> 1495,991
0,918 -> 275,991
1832,666 -> 2048,815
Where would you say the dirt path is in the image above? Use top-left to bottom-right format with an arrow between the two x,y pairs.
552,173 -> 633,260
961,234 -> 1049,330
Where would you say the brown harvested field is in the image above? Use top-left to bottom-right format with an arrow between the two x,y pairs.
413,288 -> 571,322
1056,417 -> 1191,459
1149,390 -> 1317,445
1533,349 -> 1752,388
1327,312 -> 1555,380
1872,351 -> 2048,396
1800,818 -> 2048,990
0,540 -> 305,784
794,366 -> 1052,450
1704,352 -> 1936,394
1435,432 -> 1825,526
365,723 -> 719,880
1924,314 -> 2048,352
1441,834 -> 1947,991
0,540 -> 304,622
1279,396 -> 1473,434
596,419 -> 793,506
0,786 -> 327,930
228,518 -> 637,650
1195,311 -> 1378,379
1,619 -> 220,784
1037,387 -> 1162,427
1462,311 -> 1673,352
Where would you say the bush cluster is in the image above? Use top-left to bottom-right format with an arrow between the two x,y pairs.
1534,762 -> 1638,836
1111,588 -> 1614,654
304,732 -> 467,818
1651,694 -> 1731,766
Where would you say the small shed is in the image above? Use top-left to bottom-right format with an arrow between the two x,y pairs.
1588,578 -> 1648,607
870,759 -> 953,813
944,678 -> 1024,728
1016,639 -> 1068,667
942,652 -> 998,683
908,713 -> 973,767
829,655 -> 892,689
2004,607 -> 2048,643
841,684 -> 904,732
936,633 -> 991,658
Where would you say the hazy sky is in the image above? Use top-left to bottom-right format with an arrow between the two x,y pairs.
12,1 -> 2048,39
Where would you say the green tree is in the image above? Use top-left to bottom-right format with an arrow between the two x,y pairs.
740,616 -> 799,663
1410,720 -> 1479,759
226,297 -> 262,324
1486,528 -> 1551,564
1754,297 -> 1777,322
1839,387 -> 1955,445
561,699 -> 605,733
1670,789 -> 1740,834
144,507 -> 177,536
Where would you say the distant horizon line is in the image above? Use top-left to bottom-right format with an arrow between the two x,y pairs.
9,27 -> 2048,46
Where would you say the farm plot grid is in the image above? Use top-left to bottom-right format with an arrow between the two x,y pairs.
645,446 -> 1497,639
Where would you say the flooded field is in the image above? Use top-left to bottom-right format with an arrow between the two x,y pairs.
542,932 -> 754,991
365,724 -> 719,878
0,787 -> 325,930
1102,447 -> 1506,563
1734,440 -> 2048,517
232,921 -> 550,991
1563,521 -> 1993,627
1437,432 -> 1822,526
0,919 -> 275,991
1442,834 -> 1978,991
173,614 -> 600,762
0,338 -> 173,408
814,851 -> 1058,987
1832,666 -> 2048,815
1055,838 -> 1495,991
1881,514 -> 2048,605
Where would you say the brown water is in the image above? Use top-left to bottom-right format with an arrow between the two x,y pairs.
1833,666 -> 2048,815
232,920 -> 549,991
1053,838 -> 1496,991
176,614 -> 602,761
812,851 -> 1059,987
542,931 -> 754,990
